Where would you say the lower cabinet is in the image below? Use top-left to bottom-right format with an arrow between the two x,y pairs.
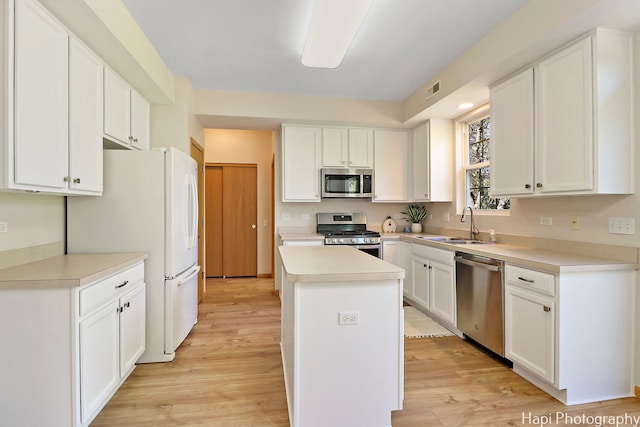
0,259 -> 146,427
504,264 -> 635,404
407,243 -> 456,327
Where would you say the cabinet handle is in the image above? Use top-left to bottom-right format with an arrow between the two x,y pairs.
63,176 -> 71,182
423,263 -> 428,268
117,306 -> 123,313
133,138 -> 138,143
115,280 -> 129,289
73,178 -> 81,184
128,136 -> 133,141
543,306 -> 551,312
125,301 -> 130,308
517,276 -> 535,283
536,183 -> 543,188
524,184 -> 531,189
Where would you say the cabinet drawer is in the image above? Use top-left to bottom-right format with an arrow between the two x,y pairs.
411,244 -> 454,266
505,265 -> 555,297
79,263 -> 144,316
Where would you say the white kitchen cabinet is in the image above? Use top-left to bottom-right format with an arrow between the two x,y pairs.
0,255 -> 146,427
0,0 -> 103,195
412,119 -> 453,202
322,127 -> 373,168
490,29 -> 634,197
505,268 -> 555,383
407,244 -> 456,326
382,240 -> 399,264
373,130 -> 410,202
504,264 -> 635,404
104,67 -> 150,150
69,36 -> 103,193
281,124 -> 321,202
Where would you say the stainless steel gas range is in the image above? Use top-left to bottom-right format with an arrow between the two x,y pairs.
317,212 -> 381,258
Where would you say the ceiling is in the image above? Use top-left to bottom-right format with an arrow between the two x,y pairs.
120,0 -> 529,103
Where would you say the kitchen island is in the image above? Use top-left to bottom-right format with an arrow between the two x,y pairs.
279,245 -> 405,427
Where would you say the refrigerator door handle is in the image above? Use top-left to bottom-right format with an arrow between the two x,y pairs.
178,265 -> 201,286
187,173 -> 198,251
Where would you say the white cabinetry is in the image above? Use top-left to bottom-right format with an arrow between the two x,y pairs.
504,264 -> 635,404
0,0 -> 103,194
104,67 -> 150,150
373,130 -> 409,202
322,127 -> 373,168
281,124 -> 321,202
383,240 -> 412,297
491,30 -> 634,197
408,244 -> 455,326
0,257 -> 146,427
412,119 -> 453,202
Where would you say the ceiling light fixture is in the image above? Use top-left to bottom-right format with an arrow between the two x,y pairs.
301,0 -> 375,69
458,102 -> 474,110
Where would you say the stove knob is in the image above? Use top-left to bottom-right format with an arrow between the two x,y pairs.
338,238 -> 344,243
331,238 -> 338,243
367,237 -> 373,243
351,238 -> 358,243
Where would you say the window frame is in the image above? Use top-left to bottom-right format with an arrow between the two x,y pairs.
455,104 -> 510,216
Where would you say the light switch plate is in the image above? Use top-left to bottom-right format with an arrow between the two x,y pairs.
608,217 -> 635,235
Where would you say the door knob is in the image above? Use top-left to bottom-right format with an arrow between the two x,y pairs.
251,224 -> 256,229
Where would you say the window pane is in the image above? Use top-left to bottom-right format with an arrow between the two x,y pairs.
467,118 -> 491,164
466,166 -> 510,210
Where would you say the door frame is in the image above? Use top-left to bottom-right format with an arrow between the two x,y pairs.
190,138 -> 205,302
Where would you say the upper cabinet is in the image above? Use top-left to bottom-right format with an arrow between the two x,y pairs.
104,68 -> 150,151
281,124 -> 321,202
413,119 -> 453,202
0,0 -> 102,195
373,129 -> 410,202
322,127 -> 373,169
490,29 -> 634,197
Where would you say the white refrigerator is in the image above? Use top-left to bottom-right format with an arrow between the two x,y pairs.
67,147 -> 200,363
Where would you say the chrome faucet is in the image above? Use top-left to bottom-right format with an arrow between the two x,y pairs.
460,206 -> 480,240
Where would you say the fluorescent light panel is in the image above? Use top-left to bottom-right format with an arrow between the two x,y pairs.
302,0 -> 375,68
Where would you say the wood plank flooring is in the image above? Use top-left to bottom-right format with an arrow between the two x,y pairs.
92,278 -> 639,426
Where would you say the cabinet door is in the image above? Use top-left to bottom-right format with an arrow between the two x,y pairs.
412,124 -> 429,201
535,37 -> 593,194
14,0 -> 68,189
490,69 -> 535,196
282,125 -> 321,202
120,283 -> 146,376
348,128 -> 373,168
401,242 -> 413,297
410,255 -> 429,309
322,127 -> 347,167
104,68 -> 131,146
505,285 -> 555,383
80,300 -> 120,423
69,37 -> 103,193
373,130 -> 409,201
130,90 -> 150,150
428,260 -> 455,324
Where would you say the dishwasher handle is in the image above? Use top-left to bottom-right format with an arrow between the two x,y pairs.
454,255 -> 502,272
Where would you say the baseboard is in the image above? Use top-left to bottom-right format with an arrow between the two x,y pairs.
258,273 -> 273,278
635,386 -> 639,398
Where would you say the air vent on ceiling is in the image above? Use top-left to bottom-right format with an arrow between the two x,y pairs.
425,81 -> 440,100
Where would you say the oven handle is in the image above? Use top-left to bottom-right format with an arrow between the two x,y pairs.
346,244 -> 381,250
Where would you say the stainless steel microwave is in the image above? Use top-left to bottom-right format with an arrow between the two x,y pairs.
321,168 -> 373,198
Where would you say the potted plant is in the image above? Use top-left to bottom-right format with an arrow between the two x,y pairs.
401,204 -> 427,233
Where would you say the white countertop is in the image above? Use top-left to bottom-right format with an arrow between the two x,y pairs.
280,230 -> 637,274
279,246 -> 404,283
0,253 -> 148,290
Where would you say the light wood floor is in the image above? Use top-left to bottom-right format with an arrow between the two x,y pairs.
92,278 -> 639,426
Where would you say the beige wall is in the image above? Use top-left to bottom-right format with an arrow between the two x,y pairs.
204,129 -> 274,276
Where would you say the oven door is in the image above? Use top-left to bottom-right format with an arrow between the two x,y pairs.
350,244 -> 381,258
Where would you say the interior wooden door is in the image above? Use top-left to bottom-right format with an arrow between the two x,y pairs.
205,164 -> 257,278
205,166 -> 223,277
222,165 -> 257,277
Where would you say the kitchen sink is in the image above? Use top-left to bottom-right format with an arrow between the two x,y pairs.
416,236 -> 487,244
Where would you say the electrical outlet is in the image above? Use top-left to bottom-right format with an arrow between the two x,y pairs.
338,311 -> 359,325
443,212 -> 450,221
539,217 -> 552,226
570,215 -> 580,230
281,212 -> 290,221
301,214 -> 310,220
0,222 -> 7,233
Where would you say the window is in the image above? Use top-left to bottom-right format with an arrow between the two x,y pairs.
462,113 -> 510,210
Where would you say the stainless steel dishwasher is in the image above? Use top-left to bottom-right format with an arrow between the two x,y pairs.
455,252 -> 505,356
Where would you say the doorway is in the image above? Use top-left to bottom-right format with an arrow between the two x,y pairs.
190,139 -> 206,302
205,163 -> 258,278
